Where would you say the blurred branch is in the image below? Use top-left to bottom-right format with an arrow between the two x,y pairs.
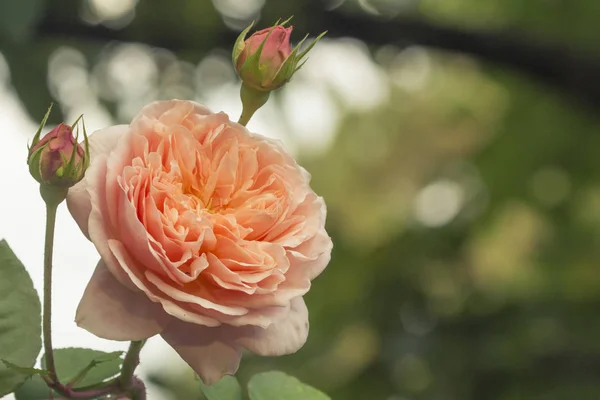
34,2 -> 600,111
301,4 -> 600,112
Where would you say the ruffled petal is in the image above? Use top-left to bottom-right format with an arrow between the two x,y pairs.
76,260 -> 170,341
235,297 -> 309,356
161,320 -> 242,385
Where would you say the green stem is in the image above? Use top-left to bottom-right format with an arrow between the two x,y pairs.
238,107 -> 256,127
237,84 -> 270,126
42,201 -> 59,383
37,186 -> 128,399
42,376 -> 116,399
72,377 -> 119,392
119,340 -> 145,389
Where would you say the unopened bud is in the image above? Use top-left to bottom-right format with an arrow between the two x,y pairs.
233,18 -> 325,93
233,18 -> 326,126
27,105 -> 90,204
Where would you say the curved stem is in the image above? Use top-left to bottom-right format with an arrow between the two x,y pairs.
42,202 -> 59,383
119,340 -> 145,389
42,376 -> 116,399
40,187 -> 119,399
237,107 -> 255,127
237,84 -> 270,127
73,377 -> 119,392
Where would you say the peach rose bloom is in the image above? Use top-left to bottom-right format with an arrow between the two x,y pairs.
67,100 -> 332,383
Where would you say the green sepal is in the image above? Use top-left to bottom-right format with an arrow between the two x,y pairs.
272,34 -> 308,86
294,59 -> 309,74
278,16 -> 294,27
28,103 -> 53,151
297,31 -> 327,62
278,30 -> 327,87
27,145 -> 45,183
81,116 -> 90,171
232,21 -> 255,66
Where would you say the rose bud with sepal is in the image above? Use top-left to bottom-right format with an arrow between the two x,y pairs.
28,107 -> 89,189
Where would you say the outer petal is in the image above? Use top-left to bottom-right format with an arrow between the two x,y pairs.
161,321 -> 242,385
67,124 -> 129,238
76,260 -> 170,341
236,297 -> 309,356
287,229 -> 333,281
132,99 -> 213,126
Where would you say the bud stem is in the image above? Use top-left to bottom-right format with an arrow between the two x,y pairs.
238,84 -> 270,126
42,201 -> 59,384
39,192 -> 147,399
40,185 -> 69,207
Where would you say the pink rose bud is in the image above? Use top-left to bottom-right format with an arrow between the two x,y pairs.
236,25 -> 292,90
28,113 -> 89,189
233,18 -> 326,93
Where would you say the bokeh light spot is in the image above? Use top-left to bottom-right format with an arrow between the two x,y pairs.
414,180 -> 464,227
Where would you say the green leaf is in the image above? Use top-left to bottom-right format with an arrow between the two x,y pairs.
0,240 -> 42,397
0,0 -> 45,42
200,375 -> 242,400
42,348 -> 123,388
248,371 -> 331,400
14,375 -> 57,400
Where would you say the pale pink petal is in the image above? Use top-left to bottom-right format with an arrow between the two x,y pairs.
235,297 -> 309,356
136,99 -> 213,122
161,320 -> 242,385
87,124 -> 130,157
86,157 -> 137,289
108,239 -> 221,327
223,303 -> 290,328
145,270 -> 248,316
67,124 -> 128,237
76,261 -> 170,341
66,181 -> 93,239
287,229 -> 333,281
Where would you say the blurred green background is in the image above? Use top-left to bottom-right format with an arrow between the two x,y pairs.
2,0 -> 600,399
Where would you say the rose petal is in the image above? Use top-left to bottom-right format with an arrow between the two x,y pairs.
87,173 -> 137,290
76,260 -> 170,341
67,124 -> 129,237
132,99 -> 213,132
88,124 -> 130,157
108,239 -> 222,327
66,181 -> 92,239
145,270 -> 249,316
161,320 -> 242,385
287,229 -> 333,281
235,297 -> 309,356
